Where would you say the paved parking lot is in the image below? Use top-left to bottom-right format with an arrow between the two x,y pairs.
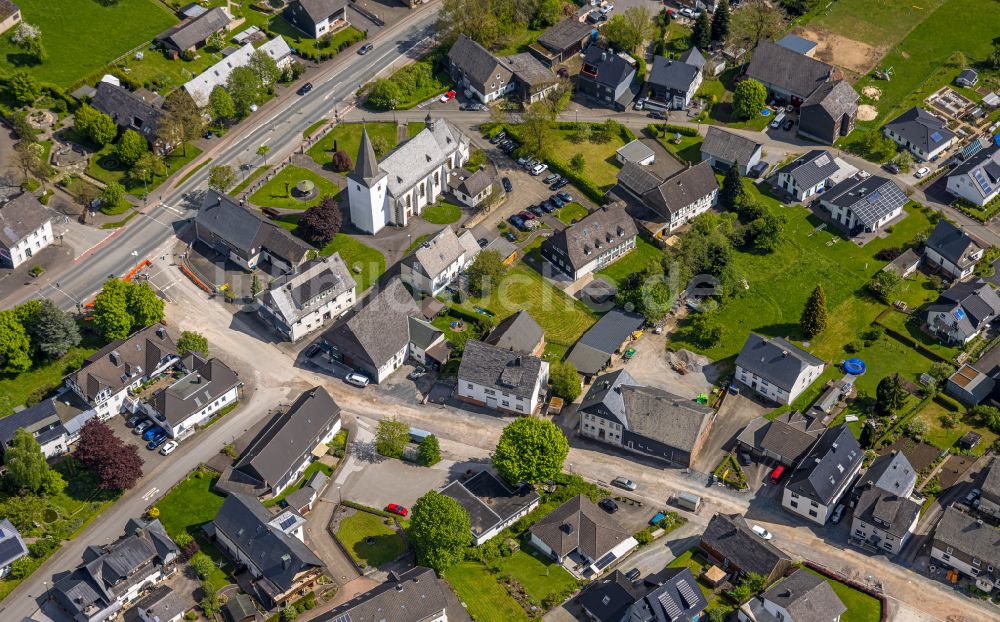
338,456 -> 452,510
603,332 -> 718,398
692,391 -> 770,474
107,412 -> 171,467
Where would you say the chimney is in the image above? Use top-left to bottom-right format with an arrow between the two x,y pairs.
601,51 -> 607,62
781,350 -> 788,358
395,584 -> 404,592
156,326 -> 165,339
281,553 -> 291,569
561,523 -> 574,534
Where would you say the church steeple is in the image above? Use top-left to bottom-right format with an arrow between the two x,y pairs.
354,127 -> 380,184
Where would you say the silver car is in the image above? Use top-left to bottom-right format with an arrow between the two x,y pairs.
611,477 -> 637,491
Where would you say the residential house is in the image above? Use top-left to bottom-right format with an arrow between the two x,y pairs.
648,53 -> 703,110
314,567 -> 453,622
457,340 -> 549,415
66,324 -> 180,423
51,518 -> 179,622
91,81 -> 166,150
577,44 -> 638,111
735,411 -> 826,467
782,424 -> 863,525
283,470 -> 328,515
0,395 -> 78,460
772,150 -> 857,201
980,458 -> 1000,519
448,165 -> 497,208
566,309 -> 645,377
700,513 -> 793,585
923,219 -> 984,280
227,386 -> 341,496
931,506 -> 1000,590
256,255 -> 357,342
0,1 -> 21,35
776,34 -> 817,57
700,126 -> 763,175
440,470 -> 541,545
577,569 -> 643,622
615,161 -> 720,237
156,7 -> 231,54
735,333 -> 825,405
0,519 -> 27,578
502,52 -> 560,103
321,278 -> 426,382
283,0 -> 348,39
946,145 -> 1000,208
529,495 -> 639,577
183,38 -> 292,107
400,226 -> 480,296
127,586 -> 186,622
210,493 -> 324,608
541,204 -> 638,280
738,568 -> 846,622
578,567 -> 708,622
616,140 -> 656,166
531,17 -> 593,66
883,248 -> 922,278
883,107 -> 956,162
819,173 -> 908,235
798,80 -> 858,145
744,40 -> 838,106
926,279 -> 1000,344
448,34 -> 513,103
142,354 -> 241,440
0,191 -> 53,268
484,310 -> 545,357
956,69 -> 979,88
195,190 -> 310,273
947,364 -> 996,405
848,452 -> 921,555
348,119 -> 470,235
407,316 -> 449,369
578,369 -> 715,468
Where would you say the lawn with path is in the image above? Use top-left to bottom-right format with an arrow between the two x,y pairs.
87,145 -> 203,196
249,165 -> 340,210
308,122 -> 398,170
271,215 -> 386,294
595,237 -> 663,285
421,201 -> 462,225
0,341 -> 99,416
156,468 -> 226,539
335,511 -> 407,568
443,561 -> 530,622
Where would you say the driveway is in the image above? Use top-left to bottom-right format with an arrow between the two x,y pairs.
337,449 -> 451,510
691,392 -> 771,474
602,331 -> 718,398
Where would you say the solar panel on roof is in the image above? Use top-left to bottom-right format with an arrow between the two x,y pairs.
973,169 -> 994,195
676,579 -> 699,608
330,614 -> 351,622
954,308 -> 967,321
930,131 -> 943,143
594,551 -> 617,570
278,515 -> 297,530
865,190 -> 882,204
658,591 -> 683,619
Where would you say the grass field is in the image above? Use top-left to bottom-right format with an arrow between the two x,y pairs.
555,202 -> 589,225
550,128 -> 626,189
335,511 -> 407,568
804,569 -> 882,622
308,122 -> 398,170
450,263 -> 597,348
0,0 -> 177,86
318,235 -> 385,293
156,468 -> 226,539
805,0 -> 949,48
443,562 -> 530,622
114,47 -> 223,95
913,395 -> 998,455
595,237 -> 663,285
877,307 -> 960,361
231,166 -> 269,195
249,166 -> 340,210
407,121 -> 426,138
500,546 -> 578,607
0,342 -> 99,415
87,145 -> 203,196
421,201 -> 462,225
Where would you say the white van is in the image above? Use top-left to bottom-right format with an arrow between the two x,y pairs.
769,110 -> 786,129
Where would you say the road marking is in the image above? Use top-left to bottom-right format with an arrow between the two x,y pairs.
142,487 -> 159,501
160,203 -> 184,215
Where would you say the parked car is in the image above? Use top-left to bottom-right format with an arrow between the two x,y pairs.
490,131 -> 507,144
543,173 -> 560,184
830,504 -> 846,524
387,503 -> 409,517
202,130 -> 213,139
504,231 -> 517,241
160,440 -> 179,456
407,366 -> 426,380
611,477 -> 637,491
751,525 -> 773,540
531,163 -> 548,176
477,237 -> 489,248
648,111 -> 665,120
519,210 -> 536,221
358,43 -> 374,55
509,214 -> 525,227
882,162 -> 901,174
296,82 -> 313,95
142,426 -> 165,442
738,451 -> 752,466
598,498 -> 619,513
126,414 -> 145,428
550,195 -> 565,208
470,103 -> 488,112
523,157 -> 537,169
345,372 -> 370,387
133,420 -> 153,435
635,98 -> 645,110
303,344 -> 322,358
625,568 -> 641,581
769,464 -> 785,484
529,205 -> 545,217
551,178 -> 569,190
503,142 -> 518,154
146,435 -> 168,451
540,199 -> 556,213
782,118 -> 795,131
517,156 -> 529,167
770,111 -> 786,129
680,7 -> 695,18
914,166 -> 931,178
439,90 -> 457,103
502,177 -> 513,192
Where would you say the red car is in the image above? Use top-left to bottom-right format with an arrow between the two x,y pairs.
439,90 -> 457,103
519,210 -> 536,220
387,503 -> 409,517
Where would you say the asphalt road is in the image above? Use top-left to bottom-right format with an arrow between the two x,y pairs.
5,3 -> 442,313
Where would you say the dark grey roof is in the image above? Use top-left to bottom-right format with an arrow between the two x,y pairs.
407,316 -> 443,351
679,47 -> 706,69
196,190 -> 310,265
223,593 -> 258,622
0,397 -> 69,448
861,451 -> 917,496
448,34 -> 511,93
648,56 -> 700,93
536,18 -> 593,52
233,387 -> 340,491
737,412 -> 825,464
761,569 -> 846,622
159,7 -> 230,51
617,161 -> 663,197
439,470 -> 540,539
774,150 -> 845,189
948,146 -> 1000,202
801,80 -> 857,122
958,69 -> 978,83
821,173 -> 907,229
70,323 -> 178,403
933,506 -> 1000,569
542,204 -> 637,272
745,40 -> 834,99
566,309 -> 645,375
0,0 -> 18,21
925,219 -> 983,270
484,310 -> 544,355
983,458 -> 1000,503
91,81 -> 165,143
448,167 -> 495,198
293,0 -> 347,25
529,495 -> 632,560
700,513 -> 791,577
776,34 -> 817,56
701,127 -> 762,167
458,340 -> 545,400
581,45 -> 635,89
212,493 -> 323,598
148,354 -> 240,428
0,191 -> 52,249
643,162 -> 719,218
785,424 -> 862,505
315,567 -> 450,622
577,570 -> 643,622
883,107 -> 955,154
629,567 -> 708,622
349,127 -> 385,186
735,333 -> 824,392
853,485 -> 920,539
322,278 -> 421,370
0,519 -> 28,568
931,279 -> 1000,334
259,255 -> 356,325
503,52 -> 556,87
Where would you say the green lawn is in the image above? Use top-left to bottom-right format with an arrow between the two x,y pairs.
421,201 -> 463,225
660,134 -> 704,165
805,0 -> 949,47
248,166 -> 340,210
877,307 -> 961,362
232,166 -> 270,195
87,145 -> 204,196
494,24 -> 546,56
805,569 -> 882,622
666,549 -> 714,596
335,511 -> 407,568
303,119 -> 329,139
450,263 -> 597,349
265,462 -> 333,507
913,395 -> 998,455
307,122 -> 398,170
319,234 -> 385,294
0,343 -> 99,415
549,128 -> 626,189
500,546 -> 578,608
595,237 -> 664,285
555,202 -> 589,226
696,69 -> 772,131
156,468 -> 226,539
443,562 -> 530,622
113,46 -> 224,95
407,121 -> 426,138
0,0 -> 178,86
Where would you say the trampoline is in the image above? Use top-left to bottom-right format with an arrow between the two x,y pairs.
843,358 -> 867,375
761,108 -> 772,116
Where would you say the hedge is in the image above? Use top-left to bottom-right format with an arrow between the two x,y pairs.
619,124 -> 637,143
665,124 -> 699,137
340,500 -> 397,519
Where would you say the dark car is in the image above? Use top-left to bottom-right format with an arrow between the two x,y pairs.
142,426 -> 165,442
297,82 -> 313,95
883,162 -> 901,174
529,205 -> 545,217
509,215 -> 526,230
490,131 -> 506,144
358,43 -> 374,55
598,498 -> 619,513
478,237 -> 489,247
551,178 -> 569,190
519,210 -> 536,221
625,568 -> 641,581
648,111 -> 665,119
502,177 -> 513,192
504,231 -> 516,241
550,195 -> 565,208
557,191 -> 573,203
304,344 -> 322,358
782,118 -> 795,131
540,199 -> 555,213
126,414 -> 145,428
202,130 -> 213,139
146,434 -> 168,451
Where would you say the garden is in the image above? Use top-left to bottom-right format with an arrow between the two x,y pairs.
307,122 -> 398,171
272,214 -> 386,294
87,144 -> 203,196
233,0 -> 364,59
421,200 -> 463,225
362,47 -> 451,110
910,394 -> 998,455
804,569 -> 882,622
248,165 -> 341,210
554,202 -> 589,226
594,237 -> 664,286
0,335 -> 100,417
334,506 -> 408,569
665,548 -> 734,618
264,461 -> 333,508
